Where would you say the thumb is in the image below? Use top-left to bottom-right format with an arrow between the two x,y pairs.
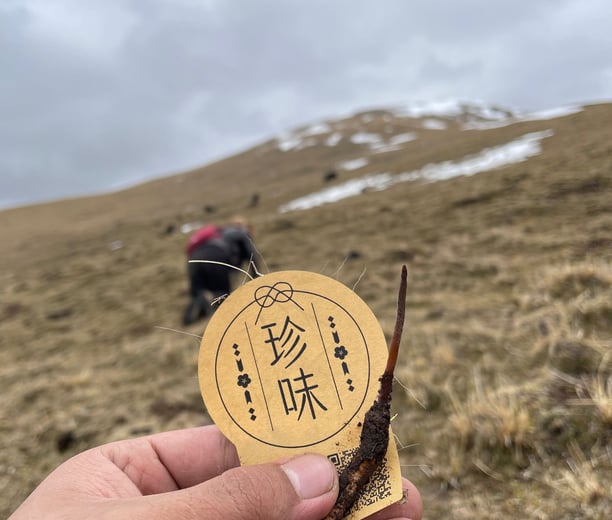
140,453 -> 339,520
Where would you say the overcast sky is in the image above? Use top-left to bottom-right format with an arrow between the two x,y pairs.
1,0 -> 611,209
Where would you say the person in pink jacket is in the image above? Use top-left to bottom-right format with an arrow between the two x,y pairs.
183,218 -> 260,325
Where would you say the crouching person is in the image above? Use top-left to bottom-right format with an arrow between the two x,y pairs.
183,217 -> 260,325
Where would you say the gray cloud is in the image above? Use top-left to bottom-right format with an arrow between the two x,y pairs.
1,0 -> 611,208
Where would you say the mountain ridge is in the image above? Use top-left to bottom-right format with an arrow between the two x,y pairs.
2,100 -> 608,274
0,99 -> 589,210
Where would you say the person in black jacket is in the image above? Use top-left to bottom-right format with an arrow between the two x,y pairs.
183,218 -> 260,325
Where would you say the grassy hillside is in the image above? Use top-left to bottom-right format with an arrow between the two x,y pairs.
1,102 -> 611,518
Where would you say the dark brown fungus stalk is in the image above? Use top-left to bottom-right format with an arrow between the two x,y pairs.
324,265 -> 407,520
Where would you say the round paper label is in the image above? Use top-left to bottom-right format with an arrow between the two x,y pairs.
198,270 -> 403,519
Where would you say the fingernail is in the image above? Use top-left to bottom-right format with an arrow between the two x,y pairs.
281,454 -> 336,499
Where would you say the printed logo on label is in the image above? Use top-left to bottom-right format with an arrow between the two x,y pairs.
212,280 -> 372,448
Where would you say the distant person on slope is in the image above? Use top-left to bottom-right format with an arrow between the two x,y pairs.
183,217 -> 260,325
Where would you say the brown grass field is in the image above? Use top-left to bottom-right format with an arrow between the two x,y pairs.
1,102 -> 611,518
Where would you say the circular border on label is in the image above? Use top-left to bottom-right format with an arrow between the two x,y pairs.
213,288 -> 371,448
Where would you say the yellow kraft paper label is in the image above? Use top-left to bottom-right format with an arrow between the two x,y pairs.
198,270 -> 402,519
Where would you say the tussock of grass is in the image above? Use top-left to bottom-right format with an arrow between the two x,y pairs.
544,442 -> 610,510
446,375 -> 536,459
545,261 -> 612,300
567,374 -> 612,425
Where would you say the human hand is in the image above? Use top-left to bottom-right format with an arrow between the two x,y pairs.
10,425 -> 422,520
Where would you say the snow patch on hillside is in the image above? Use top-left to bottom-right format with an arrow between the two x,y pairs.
302,122 -> 332,136
279,130 -> 553,213
350,132 -> 382,146
463,105 -> 582,130
337,157 -> 369,171
403,130 -> 553,182
389,132 -> 418,145
274,100 -> 581,153
345,131 -> 418,154
277,134 -> 305,152
392,99 -> 511,121
325,132 -> 342,146
279,173 -> 394,212
422,118 -> 448,130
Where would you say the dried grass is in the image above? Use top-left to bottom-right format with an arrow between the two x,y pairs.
544,442 -> 609,508
2,103 -> 612,518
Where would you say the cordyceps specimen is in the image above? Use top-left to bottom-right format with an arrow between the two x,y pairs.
324,265 -> 408,520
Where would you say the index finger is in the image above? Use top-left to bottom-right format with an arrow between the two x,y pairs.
102,425 -> 240,493
149,425 -> 240,487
